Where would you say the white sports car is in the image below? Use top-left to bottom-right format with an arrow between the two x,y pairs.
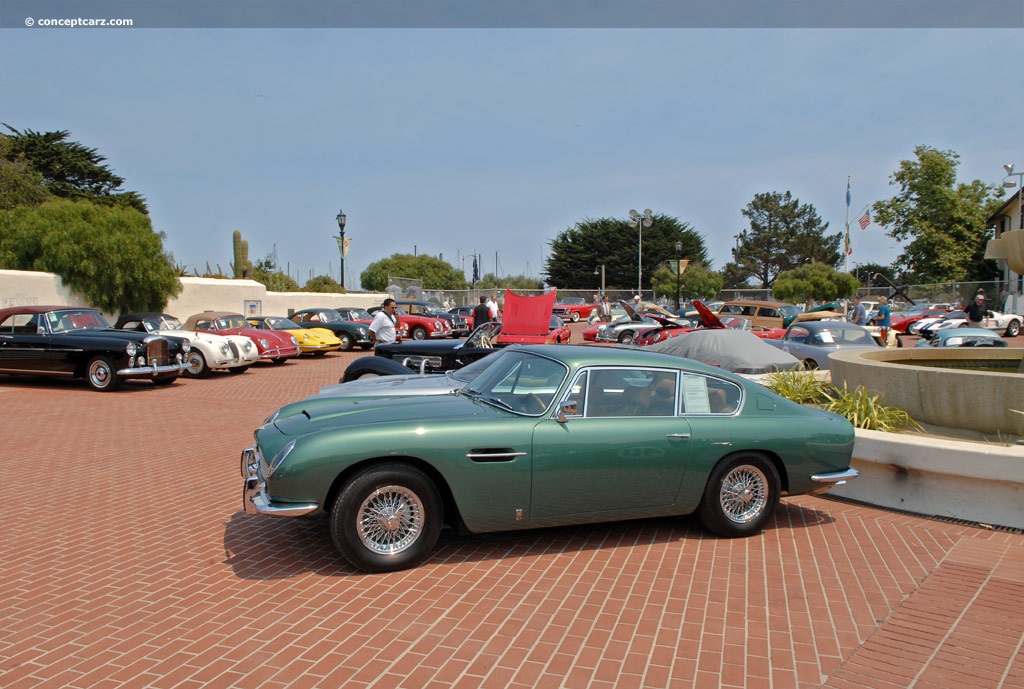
919,309 -> 1021,339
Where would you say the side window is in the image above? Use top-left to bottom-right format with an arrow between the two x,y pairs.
562,370 -> 588,416
760,307 -> 779,318
681,374 -> 742,414
585,369 -> 678,418
742,306 -> 757,317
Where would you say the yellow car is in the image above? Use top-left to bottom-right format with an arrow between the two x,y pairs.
247,316 -> 341,356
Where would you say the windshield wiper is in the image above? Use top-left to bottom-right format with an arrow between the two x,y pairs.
480,396 -> 514,412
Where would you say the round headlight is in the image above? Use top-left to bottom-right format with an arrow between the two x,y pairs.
180,341 -> 190,353
260,338 -> 269,348
243,340 -> 253,352
220,342 -> 229,355
126,342 -> 139,357
291,335 -> 299,345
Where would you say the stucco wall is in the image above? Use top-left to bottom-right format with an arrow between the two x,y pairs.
830,348 -> 1024,436
0,269 -> 388,320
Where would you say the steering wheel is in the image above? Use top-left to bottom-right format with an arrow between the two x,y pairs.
523,394 -> 547,414
478,335 -> 492,348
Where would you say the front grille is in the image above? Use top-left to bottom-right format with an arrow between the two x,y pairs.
228,341 -> 240,358
145,337 -> 170,365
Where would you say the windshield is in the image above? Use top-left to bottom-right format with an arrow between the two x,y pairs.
215,316 -> 248,329
462,350 -> 568,415
142,316 -> 181,332
343,308 -> 371,320
811,325 -> 874,345
48,309 -> 111,333
466,321 -> 503,347
780,305 -> 801,318
264,317 -> 293,329
450,349 -> 508,383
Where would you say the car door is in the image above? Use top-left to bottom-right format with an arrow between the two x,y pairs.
0,312 -> 53,372
530,367 -> 692,518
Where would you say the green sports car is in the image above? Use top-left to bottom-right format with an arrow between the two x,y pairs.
241,344 -> 857,572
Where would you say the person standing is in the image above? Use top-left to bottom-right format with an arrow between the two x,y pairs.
849,295 -> 867,326
472,296 -> 491,329
599,295 -> 613,322
872,295 -> 892,346
486,295 -> 498,320
964,291 -> 988,327
369,298 -> 400,345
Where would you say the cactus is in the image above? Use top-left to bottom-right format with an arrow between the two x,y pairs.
232,230 -> 252,279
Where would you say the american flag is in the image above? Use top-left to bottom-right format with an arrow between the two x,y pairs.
858,210 -> 871,229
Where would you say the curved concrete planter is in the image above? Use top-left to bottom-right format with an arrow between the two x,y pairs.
830,429 -> 1024,530
829,348 -> 1024,436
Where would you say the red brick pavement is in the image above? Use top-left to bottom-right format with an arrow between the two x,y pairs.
1,346 -> 1022,689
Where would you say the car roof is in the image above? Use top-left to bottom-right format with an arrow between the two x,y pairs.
188,311 -> 244,320
515,343 -> 741,378
0,305 -> 93,317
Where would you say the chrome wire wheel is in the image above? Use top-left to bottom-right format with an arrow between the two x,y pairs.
718,464 -> 769,524
356,484 -> 424,555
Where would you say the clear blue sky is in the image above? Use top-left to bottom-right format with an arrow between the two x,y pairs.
2,6 -> 1021,289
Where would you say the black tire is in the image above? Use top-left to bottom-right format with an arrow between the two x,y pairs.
338,333 -> 354,351
271,357 -> 288,365
313,350 -> 328,357
359,344 -> 373,351
411,326 -> 427,340
571,312 -> 580,322
183,350 -> 209,379
152,376 -> 176,386
802,358 -> 819,370
696,453 -> 780,538
86,355 -> 121,392
618,330 -> 635,345
1006,320 -> 1020,337
227,365 -> 250,374
330,463 -> 442,573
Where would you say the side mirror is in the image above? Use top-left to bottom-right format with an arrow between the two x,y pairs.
557,400 -> 578,423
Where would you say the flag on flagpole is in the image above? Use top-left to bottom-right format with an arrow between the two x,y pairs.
858,210 -> 871,229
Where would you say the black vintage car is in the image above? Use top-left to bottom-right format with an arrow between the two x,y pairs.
0,305 -> 190,391
288,308 -> 373,351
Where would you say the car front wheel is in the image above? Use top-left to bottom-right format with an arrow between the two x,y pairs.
338,333 -> 354,351
331,463 -> 442,573
184,350 -> 209,378
1006,320 -> 1020,337
618,330 -> 635,344
696,453 -> 780,537
411,326 -> 427,340
571,312 -> 580,322
86,355 -> 121,392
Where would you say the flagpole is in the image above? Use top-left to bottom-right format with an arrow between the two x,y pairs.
844,176 -> 852,274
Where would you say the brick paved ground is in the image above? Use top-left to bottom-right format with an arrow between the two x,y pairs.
2,342 -> 1022,689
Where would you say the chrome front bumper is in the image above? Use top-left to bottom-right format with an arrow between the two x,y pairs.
240,446 -> 318,517
116,361 -> 186,377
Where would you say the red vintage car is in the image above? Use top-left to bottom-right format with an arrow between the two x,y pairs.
891,306 -> 949,333
184,312 -> 300,363
552,297 -> 596,323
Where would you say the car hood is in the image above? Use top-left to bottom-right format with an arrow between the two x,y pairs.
316,373 -> 462,398
271,393 -> 489,436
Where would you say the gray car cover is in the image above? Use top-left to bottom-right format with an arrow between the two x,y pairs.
647,329 -> 802,375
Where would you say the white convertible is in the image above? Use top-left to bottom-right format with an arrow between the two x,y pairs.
919,309 -> 1021,339
114,312 -> 260,378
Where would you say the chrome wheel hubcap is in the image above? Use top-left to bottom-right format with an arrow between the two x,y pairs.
357,485 -> 423,555
719,465 -> 768,524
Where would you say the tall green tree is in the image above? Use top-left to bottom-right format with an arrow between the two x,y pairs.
2,126 -> 147,214
0,135 -> 51,210
0,198 -> 181,312
652,261 -> 723,305
773,263 -> 860,305
724,191 -> 841,288
303,274 -> 344,293
361,253 -> 469,291
872,146 -> 1002,283
545,214 -> 708,291
472,273 -> 544,291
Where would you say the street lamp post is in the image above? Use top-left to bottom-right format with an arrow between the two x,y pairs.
674,240 -> 682,312
335,209 -> 347,289
628,208 -> 653,297
594,264 -> 605,296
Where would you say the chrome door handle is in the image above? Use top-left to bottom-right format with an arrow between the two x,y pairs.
666,433 -> 691,439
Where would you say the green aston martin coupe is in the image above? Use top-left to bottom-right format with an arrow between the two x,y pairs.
241,345 -> 857,572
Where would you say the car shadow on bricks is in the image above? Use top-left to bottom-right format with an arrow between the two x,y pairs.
222,511 -> 360,579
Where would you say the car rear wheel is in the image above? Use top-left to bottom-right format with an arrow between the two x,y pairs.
338,333 -> 354,351
184,350 -> 209,378
1006,320 -> 1020,337
331,463 -> 442,573
86,355 -> 121,392
571,312 -> 580,322
802,359 -> 818,370
697,453 -> 780,537
411,326 -> 427,340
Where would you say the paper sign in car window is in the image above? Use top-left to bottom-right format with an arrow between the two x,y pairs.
817,330 -> 836,344
682,375 -> 710,413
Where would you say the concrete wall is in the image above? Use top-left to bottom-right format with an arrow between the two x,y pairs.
832,429 -> 1024,530
830,348 -> 1024,436
0,269 -> 388,320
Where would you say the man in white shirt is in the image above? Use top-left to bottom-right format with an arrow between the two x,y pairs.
369,298 -> 400,345
486,296 -> 498,320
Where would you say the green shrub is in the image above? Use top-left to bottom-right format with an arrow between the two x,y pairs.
762,369 -> 831,405
821,384 -> 922,432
